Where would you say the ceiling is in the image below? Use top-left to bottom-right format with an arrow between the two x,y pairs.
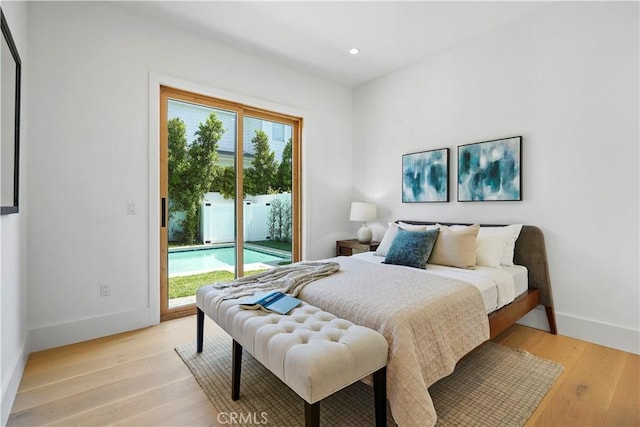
120,1 -> 550,88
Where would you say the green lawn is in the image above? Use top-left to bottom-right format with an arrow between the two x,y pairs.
248,240 -> 292,252
169,269 -> 266,299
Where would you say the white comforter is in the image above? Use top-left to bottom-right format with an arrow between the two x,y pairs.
299,256 -> 489,427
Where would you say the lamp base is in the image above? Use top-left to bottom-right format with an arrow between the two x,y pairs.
357,225 -> 372,244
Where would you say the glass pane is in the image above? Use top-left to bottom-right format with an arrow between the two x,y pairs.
242,116 -> 293,277
167,99 -> 237,308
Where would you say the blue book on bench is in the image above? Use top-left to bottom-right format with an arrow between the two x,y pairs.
239,291 -> 302,315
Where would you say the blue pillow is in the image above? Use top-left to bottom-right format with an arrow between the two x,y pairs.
384,228 -> 439,269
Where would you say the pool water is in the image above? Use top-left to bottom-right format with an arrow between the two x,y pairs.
169,246 -> 289,276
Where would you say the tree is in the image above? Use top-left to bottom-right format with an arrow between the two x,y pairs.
169,113 -> 225,243
210,165 -> 236,200
244,130 -> 278,196
275,138 -> 292,193
168,118 -> 188,202
266,194 -> 292,242
267,198 -> 283,242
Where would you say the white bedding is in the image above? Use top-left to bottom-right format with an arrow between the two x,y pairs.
352,251 -> 528,314
298,256 -> 489,426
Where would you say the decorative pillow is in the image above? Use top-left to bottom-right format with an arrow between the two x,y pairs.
376,222 -> 428,257
475,229 -> 510,267
384,228 -> 439,269
477,224 -> 523,266
428,224 -> 480,269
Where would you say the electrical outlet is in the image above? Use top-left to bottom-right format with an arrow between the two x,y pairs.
100,284 -> 111,297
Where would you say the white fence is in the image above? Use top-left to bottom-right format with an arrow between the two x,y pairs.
168,192 -> 291,244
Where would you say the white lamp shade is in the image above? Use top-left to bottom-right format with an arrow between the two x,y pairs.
349,202 -> 377,222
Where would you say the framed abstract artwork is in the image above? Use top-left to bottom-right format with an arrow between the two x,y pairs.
457,136 -> 522,202
402,148 -> 449,203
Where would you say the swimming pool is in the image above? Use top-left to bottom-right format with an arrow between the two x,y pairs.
168,246 -> 290,276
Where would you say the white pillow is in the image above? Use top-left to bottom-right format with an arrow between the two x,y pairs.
475,229 -> 510,267
430,224 -> 480,269
477,224 -> 523,266
376,222 -> 428,257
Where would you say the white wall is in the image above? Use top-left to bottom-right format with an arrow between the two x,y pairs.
26,2 -> 353,351
353,2 -> 639,354
0,2 -> 28,424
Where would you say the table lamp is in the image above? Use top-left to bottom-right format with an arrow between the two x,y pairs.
349,202 -> 377,243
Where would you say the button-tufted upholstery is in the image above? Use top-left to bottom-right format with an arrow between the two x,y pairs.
196,285 -> 389,426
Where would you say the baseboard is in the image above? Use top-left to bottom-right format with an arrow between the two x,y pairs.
518,306 -> 640,355
1,336 -> 29,426
29,307 -> 158,352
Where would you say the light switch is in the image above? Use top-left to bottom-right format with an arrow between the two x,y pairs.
127,201 -> 136,214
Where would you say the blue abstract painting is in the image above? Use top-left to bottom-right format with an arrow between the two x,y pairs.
458,136 -> 522,201
402,148 -> 449,202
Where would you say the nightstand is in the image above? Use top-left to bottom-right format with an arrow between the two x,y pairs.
336,239 -> 380,257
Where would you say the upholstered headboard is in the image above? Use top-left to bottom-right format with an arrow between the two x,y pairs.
396,221 -> 554,308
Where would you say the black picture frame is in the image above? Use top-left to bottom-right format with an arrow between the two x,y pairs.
457,136 -> 522,202
1,9 -> 21,215
402,148 -> 449,203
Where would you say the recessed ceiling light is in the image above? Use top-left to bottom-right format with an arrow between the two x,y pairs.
349,48 -> 360,55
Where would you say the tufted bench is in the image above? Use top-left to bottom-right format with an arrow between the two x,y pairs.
196,286 -> 389,427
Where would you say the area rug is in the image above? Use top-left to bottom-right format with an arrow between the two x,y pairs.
175,335 -> 563,426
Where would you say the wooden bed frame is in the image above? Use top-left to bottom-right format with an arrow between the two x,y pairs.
398,221 -> 557,338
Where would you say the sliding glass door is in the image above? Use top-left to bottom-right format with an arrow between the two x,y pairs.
160,87 -> 301,320
242,115 -> 295,277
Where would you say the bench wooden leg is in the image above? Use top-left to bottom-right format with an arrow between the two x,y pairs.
373,366 -> 387,427
196,308 -> 204,353
304,401 -> 320,427
545,305 -> 558,335
232,339 -> 242,401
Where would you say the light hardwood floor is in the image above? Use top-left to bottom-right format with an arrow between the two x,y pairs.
8,316 -> 639,426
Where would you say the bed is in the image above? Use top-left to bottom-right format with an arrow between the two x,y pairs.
397,221 -> 556,338
295,221 -> 556,427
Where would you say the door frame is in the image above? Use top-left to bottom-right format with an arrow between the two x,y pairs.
156,82 -> 303,321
